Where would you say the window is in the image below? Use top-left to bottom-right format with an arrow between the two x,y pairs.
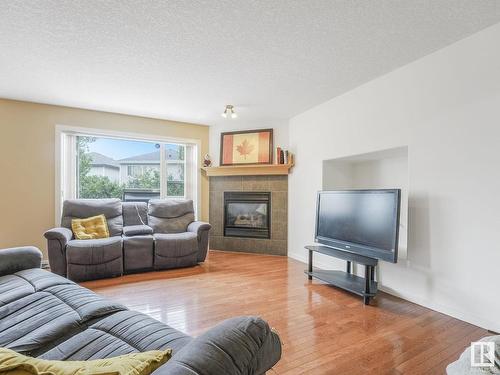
57,127 -> 199,219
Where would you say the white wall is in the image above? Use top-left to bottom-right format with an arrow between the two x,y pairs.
209,119 -> 289,166
288,23 -> 500,332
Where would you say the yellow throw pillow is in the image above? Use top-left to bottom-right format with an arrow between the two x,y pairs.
0,347 -> 172,375
71,214 -> 110,240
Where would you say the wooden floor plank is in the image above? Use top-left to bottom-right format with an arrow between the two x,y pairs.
82,250 -> 488,374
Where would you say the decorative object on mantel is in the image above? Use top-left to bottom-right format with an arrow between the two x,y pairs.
203,154 -> 212,167
221,104 -> 238,119
275,146 -> 293,165
202,163 -> 293,177
220,128 -> 273,166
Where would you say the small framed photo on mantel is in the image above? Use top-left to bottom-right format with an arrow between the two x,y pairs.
220,128 -> 273,166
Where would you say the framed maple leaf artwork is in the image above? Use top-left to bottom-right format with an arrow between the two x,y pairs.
220,129 -> 273,166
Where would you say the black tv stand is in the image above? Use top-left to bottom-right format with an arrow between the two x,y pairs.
305,245 -> 378,305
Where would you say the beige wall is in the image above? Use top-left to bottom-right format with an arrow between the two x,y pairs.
0,99 -> 209,257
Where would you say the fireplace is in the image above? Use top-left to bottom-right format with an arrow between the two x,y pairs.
209,176 -> 287,255
224,192 -> 271,239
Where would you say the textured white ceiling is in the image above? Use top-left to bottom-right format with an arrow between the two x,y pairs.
1,1 -> 500,125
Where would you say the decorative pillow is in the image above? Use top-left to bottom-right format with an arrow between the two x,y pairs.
0,347 -> 172,375
71,214 -> 110,240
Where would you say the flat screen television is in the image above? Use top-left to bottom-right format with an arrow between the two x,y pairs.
315,189 -> 401,263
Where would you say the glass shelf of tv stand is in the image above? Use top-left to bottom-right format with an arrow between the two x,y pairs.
305,245 -> 378,304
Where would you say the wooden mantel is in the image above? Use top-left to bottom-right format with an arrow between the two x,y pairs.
202,163 -> 293,177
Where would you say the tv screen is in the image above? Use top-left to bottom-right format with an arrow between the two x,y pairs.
315,189 -> 401,262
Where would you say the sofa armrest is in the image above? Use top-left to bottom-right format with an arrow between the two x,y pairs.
152,316 -> 282,375
187,221 -> 211,236
187,221 -> 211,263
44,227 -> 73,276
44,227 -> 73,244
123,225 -> 153,237
0,246 -> 42,276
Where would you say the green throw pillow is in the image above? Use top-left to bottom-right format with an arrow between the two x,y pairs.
0,347 -> 172,375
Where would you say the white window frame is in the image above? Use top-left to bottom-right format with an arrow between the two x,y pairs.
164,143 -> 187,198
55,125 -> 201,225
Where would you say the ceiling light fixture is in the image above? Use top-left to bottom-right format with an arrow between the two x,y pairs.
221,105 -> 237,119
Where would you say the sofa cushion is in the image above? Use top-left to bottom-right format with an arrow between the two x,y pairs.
0,292 -> 81,353
0,272 -> 125,354
0,269 -> 73,307
154,233 -> 198,258
61,199 -> 123,237
39,311 -> 192,361
66,237 -> 122,265
123,202 -> 148,226
65,237 -> 124,281
14,268 -> 75,290
154,233 -> 198,270
148,200 -> 195,234
43,283 -> 126,321
0,275 -> 35,307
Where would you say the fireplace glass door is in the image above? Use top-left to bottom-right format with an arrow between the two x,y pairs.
224,192 -> 271,239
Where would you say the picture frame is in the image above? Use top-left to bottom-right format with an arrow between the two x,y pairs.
220,128 -> 274,166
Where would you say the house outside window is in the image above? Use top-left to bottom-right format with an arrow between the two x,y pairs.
127,165 -> 160,179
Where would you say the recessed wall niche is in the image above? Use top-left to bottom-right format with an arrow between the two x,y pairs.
322,146 -> 409,259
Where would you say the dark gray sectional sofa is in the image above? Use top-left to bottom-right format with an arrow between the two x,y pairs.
44,198 -> 211,281
0,246 -> 282,374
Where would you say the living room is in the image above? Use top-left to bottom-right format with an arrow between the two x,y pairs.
1,2 -> 500,374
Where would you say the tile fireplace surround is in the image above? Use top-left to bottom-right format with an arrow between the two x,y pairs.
209,175 -> 287,256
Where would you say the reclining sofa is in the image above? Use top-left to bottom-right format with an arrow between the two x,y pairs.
44,198 -> 211,281
0,246 -> 282,374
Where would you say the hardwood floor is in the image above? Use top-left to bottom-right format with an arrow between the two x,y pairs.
82,250 -> 487,375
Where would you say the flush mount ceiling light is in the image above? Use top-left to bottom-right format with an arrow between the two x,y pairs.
221,105 -> 237,119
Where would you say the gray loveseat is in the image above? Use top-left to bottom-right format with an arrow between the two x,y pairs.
44,198 -> 211,281
0,247 -> 282,374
